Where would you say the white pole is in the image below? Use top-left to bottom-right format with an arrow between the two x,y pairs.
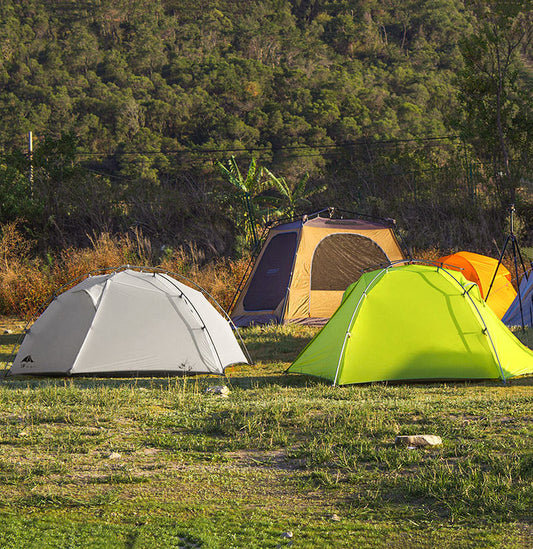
28,131 -> 33,195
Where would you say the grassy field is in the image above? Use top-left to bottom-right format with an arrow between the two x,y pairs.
0,319 -> 531,548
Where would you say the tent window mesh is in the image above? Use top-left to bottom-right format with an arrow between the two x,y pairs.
243,232 -> 297,311
311,234 -> 389,291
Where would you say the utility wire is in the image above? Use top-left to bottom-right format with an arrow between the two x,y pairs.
73,134 -> 461,157
79,159 -> 456,182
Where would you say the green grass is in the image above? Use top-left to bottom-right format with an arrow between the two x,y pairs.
0,321 -> 531,548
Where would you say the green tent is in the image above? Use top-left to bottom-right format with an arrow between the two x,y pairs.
288,263 -> 533,385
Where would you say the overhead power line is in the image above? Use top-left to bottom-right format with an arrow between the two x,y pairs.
73,134 -> 461,157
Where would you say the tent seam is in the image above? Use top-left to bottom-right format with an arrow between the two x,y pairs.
68,276 -> 111,375
438,267 -> 506,383
333,268 -> 388,386
155,273 -> 225,373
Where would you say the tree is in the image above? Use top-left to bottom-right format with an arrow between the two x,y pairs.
0,151 -> 41,224
457,0 -> 532,204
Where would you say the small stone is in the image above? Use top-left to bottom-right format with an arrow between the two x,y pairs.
18,429 -> 30,437
281,532 -> 293,539
205,385 -> 230,397
395,435 -> 442,447
107,452 -> 122,460
330,513 -> 341,522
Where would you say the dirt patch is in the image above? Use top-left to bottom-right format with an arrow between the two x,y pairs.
223,448 -> 306,471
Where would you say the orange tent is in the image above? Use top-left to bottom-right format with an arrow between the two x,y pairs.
438,251 -> 516,319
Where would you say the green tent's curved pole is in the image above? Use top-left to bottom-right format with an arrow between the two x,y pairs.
437,267 -> 506,384
331,259 -> 507,386
333,267 -> 388,386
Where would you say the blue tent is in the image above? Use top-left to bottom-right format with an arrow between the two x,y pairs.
502,270 -> 533,327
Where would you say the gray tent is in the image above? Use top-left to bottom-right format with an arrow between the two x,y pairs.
8,268 -> 249,377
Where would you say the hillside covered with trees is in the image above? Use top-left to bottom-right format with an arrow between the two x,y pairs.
0,0 -> 531,257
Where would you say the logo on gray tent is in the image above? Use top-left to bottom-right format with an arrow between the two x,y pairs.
20,355 -> 34,368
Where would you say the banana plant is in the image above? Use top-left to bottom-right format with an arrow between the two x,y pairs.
217,156 -> 266,247
263,169 -> 326,219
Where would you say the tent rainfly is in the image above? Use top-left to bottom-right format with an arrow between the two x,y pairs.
503,269 -> 533,327
437,251 -> 517,319
8,268 -> 249,377
231,212 -> 404,326
288,263 -> 533,385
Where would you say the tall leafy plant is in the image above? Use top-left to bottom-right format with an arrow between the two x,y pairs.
264,170 -> 326,219
265,169 -> 327,218
217,156 -> 266,247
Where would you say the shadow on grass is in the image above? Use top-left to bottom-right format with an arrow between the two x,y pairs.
0,352 -> 16,363
0,372 -> 323,391
509,375 -> 533,386
1,371 -> 529,391
0,332 -> 23,368
227,373 -> 326,389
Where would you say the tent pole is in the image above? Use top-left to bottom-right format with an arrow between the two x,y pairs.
159,274 -> 226,374
227,225 -> 269,315
440,268 -> 507,384
333,269 -> 386,386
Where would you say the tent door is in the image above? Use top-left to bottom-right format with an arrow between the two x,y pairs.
243,232 -> 298,312
309,233 -> 389,318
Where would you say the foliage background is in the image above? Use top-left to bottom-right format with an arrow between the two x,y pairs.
0,0 -> 531,258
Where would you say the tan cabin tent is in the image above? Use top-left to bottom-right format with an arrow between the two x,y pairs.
231,210 -> 405,326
